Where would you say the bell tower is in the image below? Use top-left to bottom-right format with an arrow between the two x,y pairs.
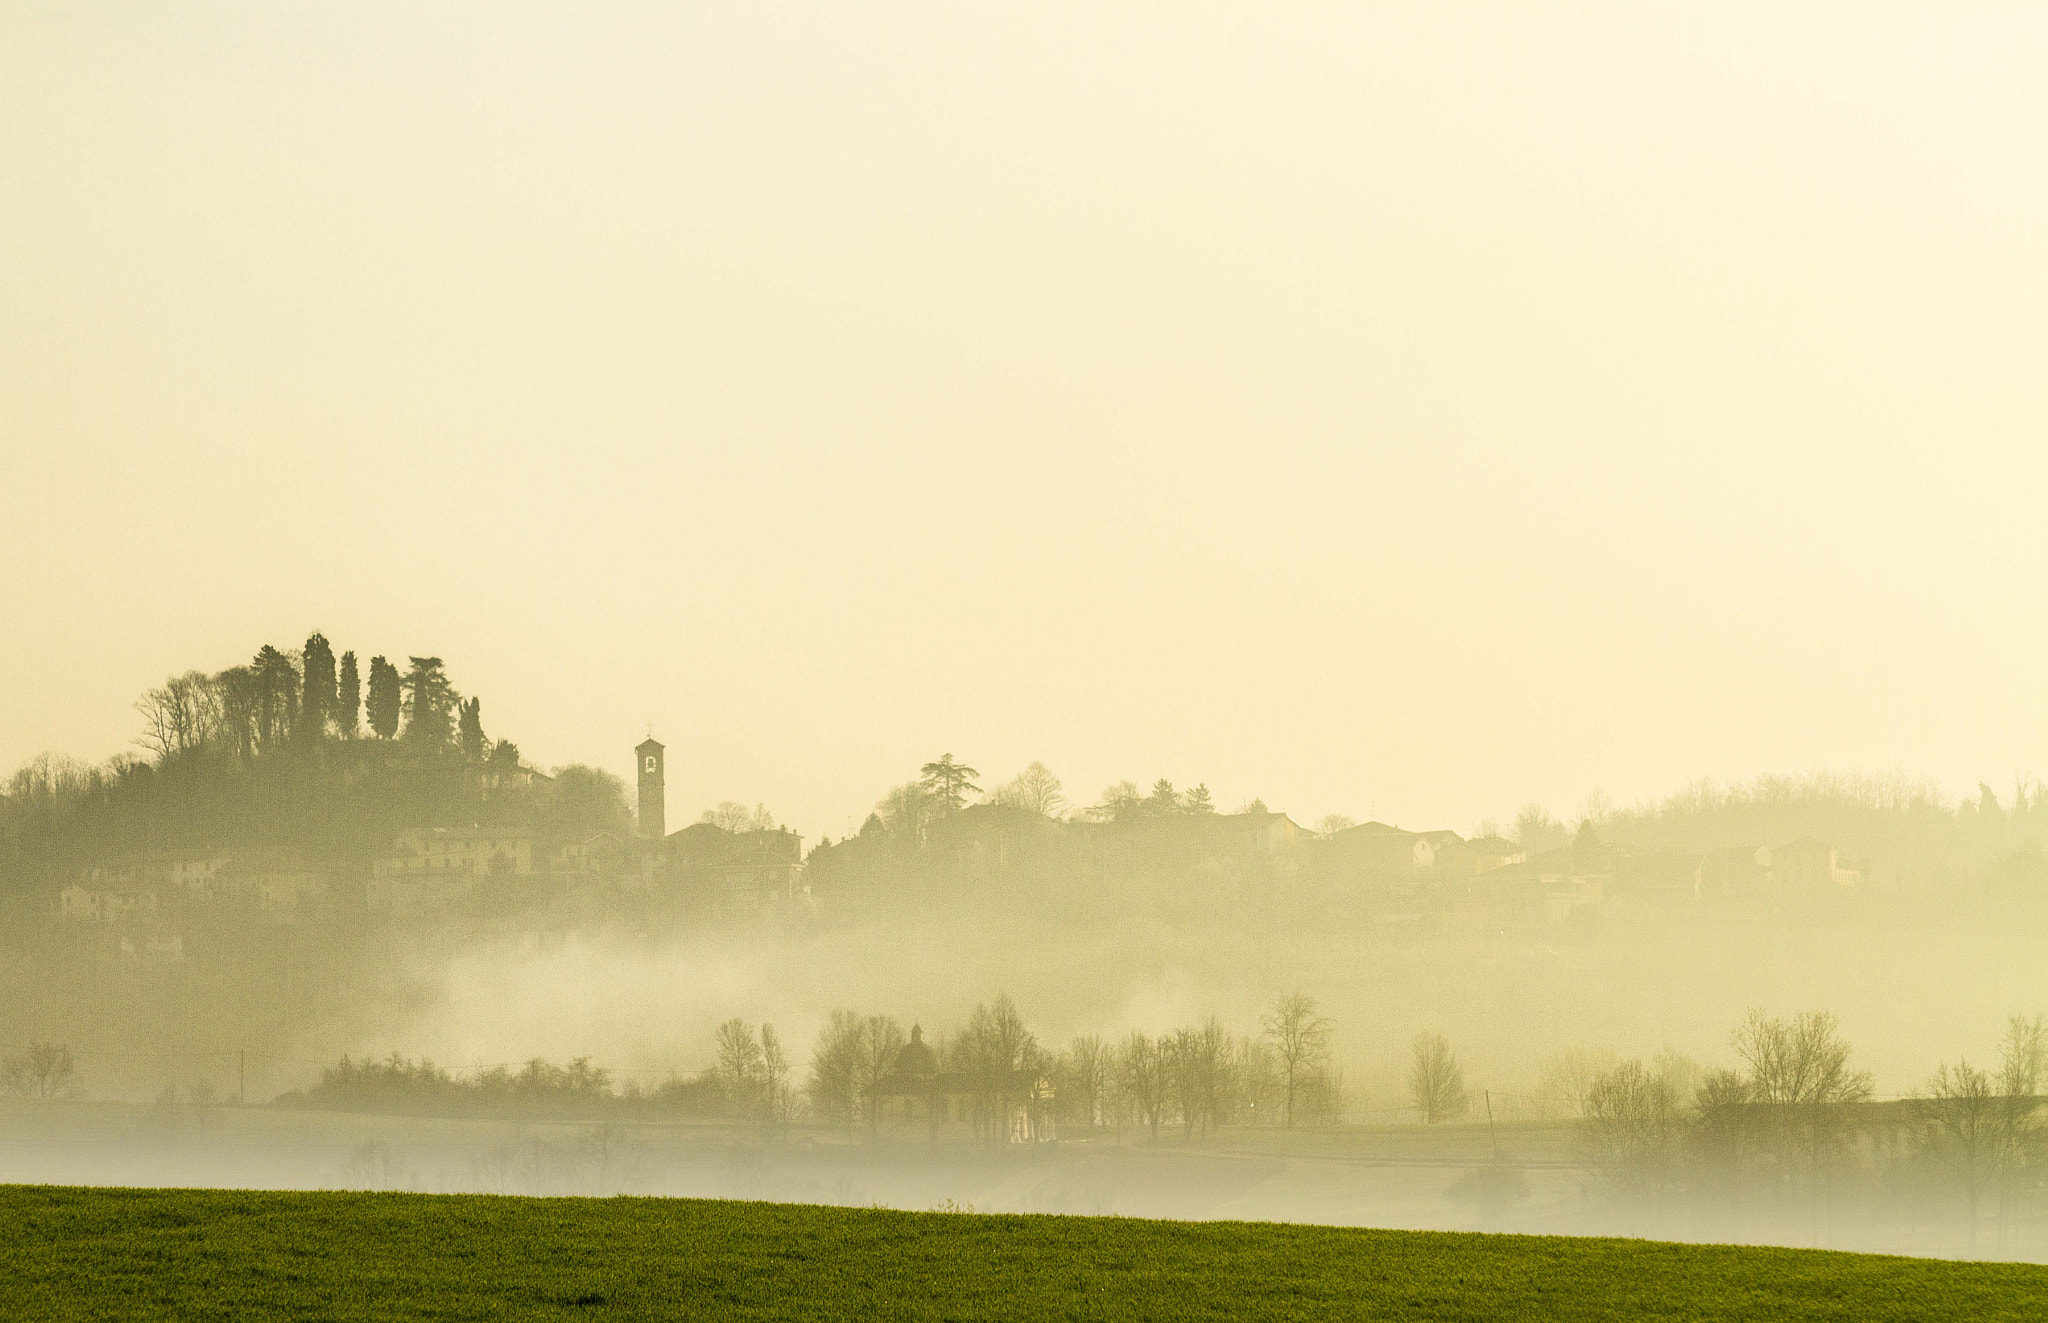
636,736 -> 666,840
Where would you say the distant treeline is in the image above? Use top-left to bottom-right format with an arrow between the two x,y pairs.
279,993 -> 1348,1142
263,998 -> 2048,1243
6,635 -> 2047,912
278,1054 -> 722,1121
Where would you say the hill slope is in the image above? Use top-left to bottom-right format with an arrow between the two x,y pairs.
7,1184 -> 2044,1321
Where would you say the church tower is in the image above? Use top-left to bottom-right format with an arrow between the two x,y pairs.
636,736 -> 666,840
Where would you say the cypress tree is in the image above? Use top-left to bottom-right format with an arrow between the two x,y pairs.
458,697 -> 486,761
336,651 -> 361,738
365,656 -> 402,740
301,632 -> 336,740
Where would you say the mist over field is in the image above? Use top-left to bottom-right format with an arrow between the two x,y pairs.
7,0 -> 2048,1283
8,666 -> 2048,1257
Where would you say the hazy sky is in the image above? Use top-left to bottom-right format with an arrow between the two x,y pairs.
5,3 -> 2046,840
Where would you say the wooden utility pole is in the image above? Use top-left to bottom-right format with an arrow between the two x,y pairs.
1485,1089 -> 1498,1162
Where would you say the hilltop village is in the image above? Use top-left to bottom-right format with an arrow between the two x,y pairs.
8,635 -> 2037,965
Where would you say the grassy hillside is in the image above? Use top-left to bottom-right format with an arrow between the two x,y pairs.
7,1184 -> 2045,1321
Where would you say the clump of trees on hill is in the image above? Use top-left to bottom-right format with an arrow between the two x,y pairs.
130,638 -> 483,763
0,633 -> 633,900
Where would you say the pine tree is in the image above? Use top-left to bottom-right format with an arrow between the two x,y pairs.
365,656 -> 402,740
400,656 -> 458,749
300,632 -> 336,740
250,645 -> 299,752
918,754 -> 981,814
335,651 -> 361,738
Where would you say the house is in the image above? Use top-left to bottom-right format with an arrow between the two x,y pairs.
664,823 -> 804,913
58,883 -> 158,924
166,850 -> 233,893
1466,836 -> 1526,873
1321,822 -> 1435,898
1777,838 -> 1862,890
867,1025 -> 1056,1144
143,850 -> 331,922
1701,845 -> 1773,900
368,827 -> 535,918
374,827 -> 535,879
1211,808 -> 1303,859
550,832 -> 632,875
232,861 -> 329,921
1458,844 -> 1609,928
1610,846 -> 1704,902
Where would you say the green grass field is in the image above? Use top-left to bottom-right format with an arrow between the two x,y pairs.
6,1184 -> 2045,1321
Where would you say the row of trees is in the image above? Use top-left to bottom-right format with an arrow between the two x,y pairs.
134,635 -> 492,764
856,758 -> 1241,848
791,992 -> 1343,1145
1571,1009 -> 2048,1243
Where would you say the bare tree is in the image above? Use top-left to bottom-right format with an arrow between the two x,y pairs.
1086,781 -> 1146,824
1730,1009 -> 1872,1227
0,1043 -> 75,1099
1733,1009 -> 1872,1109
1062,1034 -> 1110,1129
994,762 -> 1067,818
1261,993 -> 1333,1128
760,1024 -> 794,1125
1535,1046 -> 1620,1119
807,1010 -> 866,1125
1119,1031 -> 1167,1142
1995,1014 -> 2047,1228
1512,804 -> 1568,853
715,1018 -> 764,1119
134,671 -> 223,762
1160,1022 -> 1232,1141
1314,814 -> 1355,836
1300,1063 -> 1346,1128
956,994 -> 1040,1149
875,782 -> 935,845
1164,1028 -> 1201,1140
1579,1059 -> 1682,1199
1915,1060 -> 2001,1240
700,802 -> 776,833
1232,1036 -> 1280,1127
1410,1033 -> 1469,1124
851,1015 -> 905,1136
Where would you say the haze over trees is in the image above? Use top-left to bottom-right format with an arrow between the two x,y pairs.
1411,1034 -> 1469,1125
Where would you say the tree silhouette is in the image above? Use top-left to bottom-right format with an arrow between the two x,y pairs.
918,754 -> 981,814
994,762 -> 1066,818
335,651 -> 361,738
400,657 -> 458,749
300,632 -> 336,741
250,645 -> 299,752
365,656 -> 401,740
1262,992 -> 1333,1128
1411,1033 -> 1469,1124
458,697 -> 486,761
